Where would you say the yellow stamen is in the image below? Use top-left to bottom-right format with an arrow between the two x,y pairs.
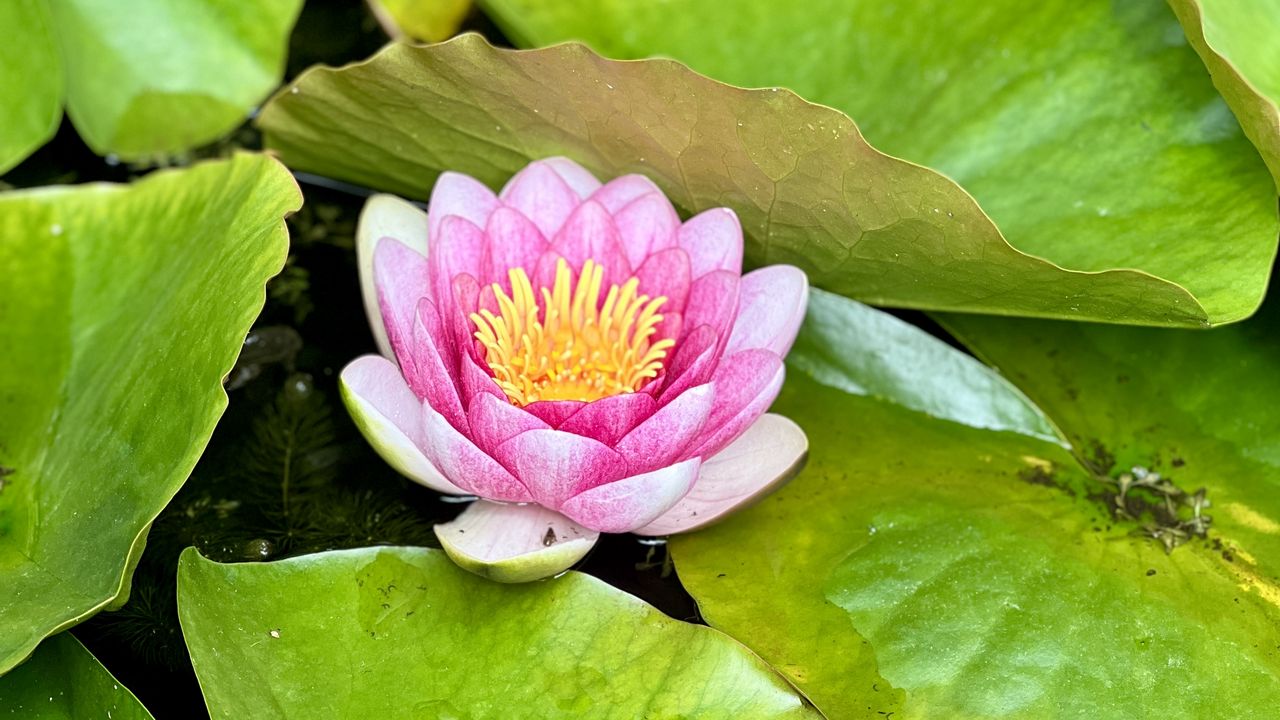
471,258 -> 675,406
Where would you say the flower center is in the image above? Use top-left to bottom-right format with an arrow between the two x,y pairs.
471,258 -> 675,406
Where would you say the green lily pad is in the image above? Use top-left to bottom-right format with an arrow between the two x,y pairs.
670,292 -> 1280,718
176,546 -> 819,719
0,0 -> 303,169
0,154 -> 301,674
938,293 -> 1280,589
1169,0 -> 1280,185
0,0 -> 61,174
0,633 -> 153,718
478,0 -> 1278,326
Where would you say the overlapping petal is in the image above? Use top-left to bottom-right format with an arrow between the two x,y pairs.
343,157 -> 810,581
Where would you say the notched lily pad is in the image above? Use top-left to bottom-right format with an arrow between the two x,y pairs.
258,33 -> 1257,327
176,546 -> 819,719
0,153 -> 301,673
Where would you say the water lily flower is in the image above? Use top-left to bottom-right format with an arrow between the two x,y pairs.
341,158 -> 809,582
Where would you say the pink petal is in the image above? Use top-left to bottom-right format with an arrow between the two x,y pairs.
557,392 -> 658,446
458,352 -> 505,406
407,299 -> 467,432
429,215 -> 486,305
679,207 -> 743,279
523,400 -> 586,427
590,174 -> 664,213
635,414 -> 807,536
357,195 -> 429,359
421,404 -> 531,502
482,207 -> 548,290
560,458 -> 701,533
493,429 -> 627,508
659,325 -> 720,401
614,192 -> 680,269
339,355 -> 465,495
691,350 -> 786,458
550,200 -> 631,285
633,247 -> 692,315
683,270 -> 740,348
428,171 -> 499,250
500,161 -> 582,239
435,500 -> 598,583
373,237 -> 430,375
727,265 -> 809,356
615,384 -> 714,472
540,157 -> 603,199
467,392 -> 549,454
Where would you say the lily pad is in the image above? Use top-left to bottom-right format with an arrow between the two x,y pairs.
176,546 -> 819,719
0,0 -> 61,174
0,633 -> 153,718
0,0 -> 303,169
369,0 -> 471,42
0,154 -> 301,673
478,1 -> 1278,326
670,291 -> 1280,718
939,292 -> 1280,588
1169,0 -> 1280,185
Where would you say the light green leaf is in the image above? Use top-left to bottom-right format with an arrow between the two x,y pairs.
670,291 -> 1280,718
0,633 -> 153,719
1,0 -> 303,166
478,0 -> 1279,325
176,546 -> 819,719
1169,0 -> 1280,185
0,154 -> 301,674
0,0 -> 62,174
795,289 -> 1063,445
369,0 -> 472,42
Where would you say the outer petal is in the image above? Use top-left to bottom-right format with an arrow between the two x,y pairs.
500,160 -> 582,238
679,207 -> 743,279
613,192 -> 680,268
422,404 -> 532,502
428,171 -> 498,249
635,414 -> 807,536
357,195 -> 428,359
727,265 -> 809,356
482,207 -> 548,290
540,156 -> 602,198
589,174 -> 663,213
435,500 -> 598,583
550,200 -> 630,285
557,392 -> 657,446
691,350 -> 786,458
493,430 -> 627,508
373,237 -> 431,371
560,458 -> 701,533
615,384 -> 714,472
338,355 -> 465,495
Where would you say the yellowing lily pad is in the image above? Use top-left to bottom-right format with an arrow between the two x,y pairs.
176,546 -> 819,719
0,154 -> 301,673
479,1 -> 1279,326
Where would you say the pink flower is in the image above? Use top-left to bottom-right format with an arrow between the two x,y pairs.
341,158 -> 808,582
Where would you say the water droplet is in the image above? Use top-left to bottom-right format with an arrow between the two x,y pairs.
50,224 -> 62,236
290,86 -> 299,95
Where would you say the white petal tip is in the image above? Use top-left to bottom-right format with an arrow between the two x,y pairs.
434,501 -> 599,583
